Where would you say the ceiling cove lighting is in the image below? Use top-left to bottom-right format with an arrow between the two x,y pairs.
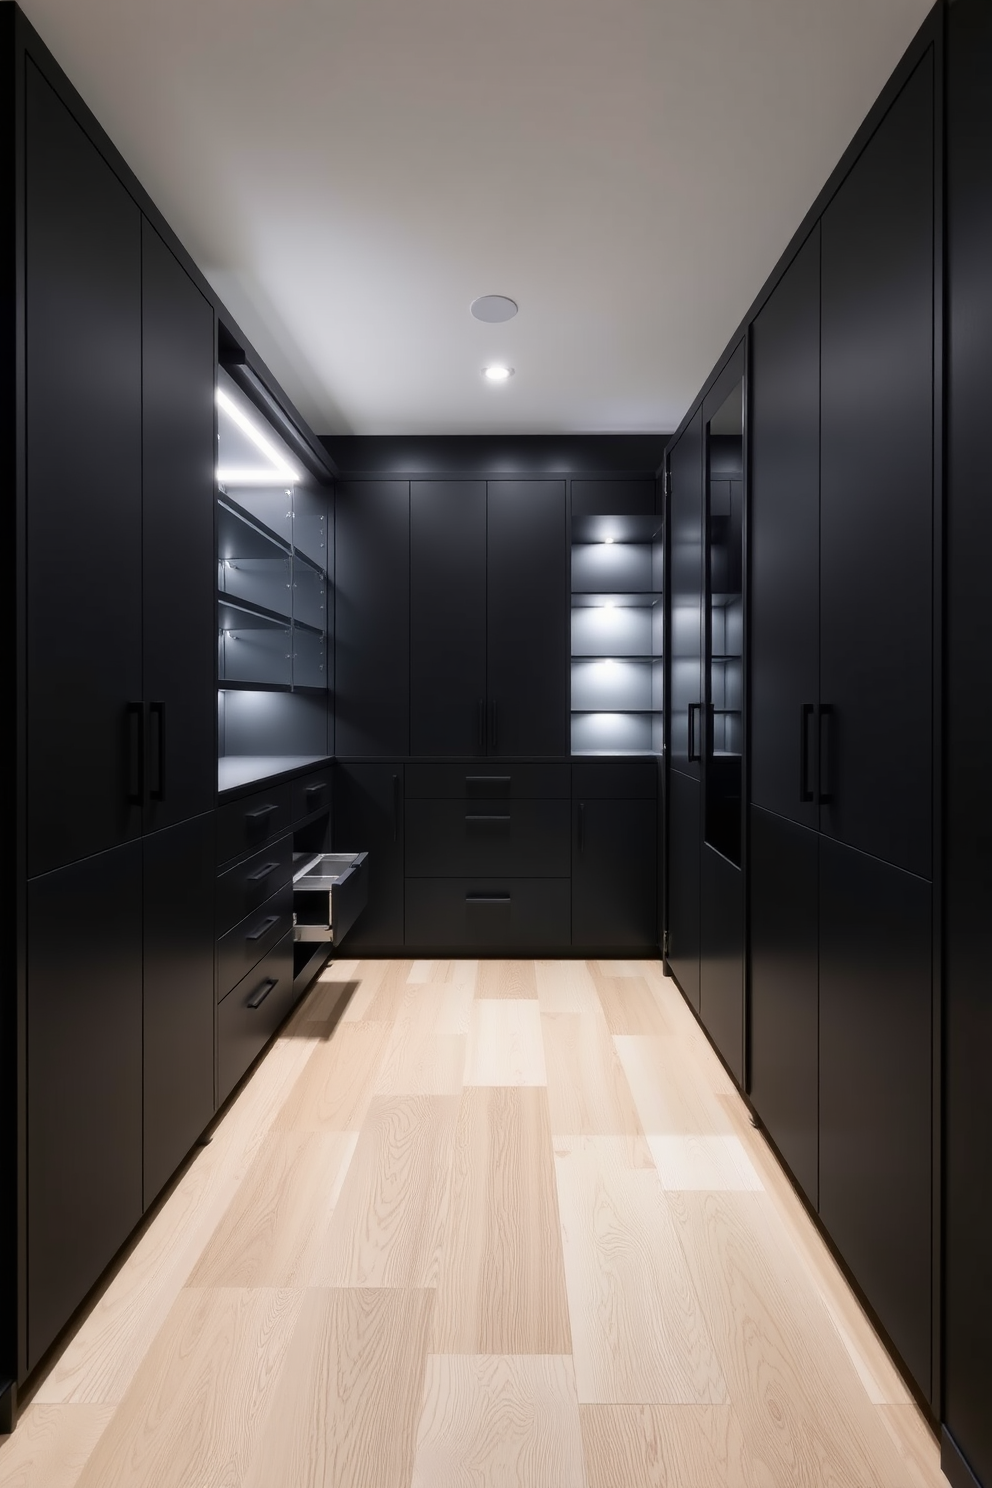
483,365 -> 514,383
216,387 -> 301,484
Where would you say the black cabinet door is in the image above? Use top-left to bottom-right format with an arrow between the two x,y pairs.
141,222 -> 216,833
25,64 -> 142,877
820,56 -> 934,879
750,227 -> 820,832
668,412 -> 703,778
749,805 -> 819,1207
410,481 -> 486,756
699,845 -> 744,1085
819,837 -> 931,1398
572,798 -> 657,948
487,481 -> 567,757
333,762 -> 405,949
666,768 -> 701,1011
335,483 -> 409,757
26,841 -> 143,1368
143,814 -> 216,1209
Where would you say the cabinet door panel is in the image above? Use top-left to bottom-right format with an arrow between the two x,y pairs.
819,837 -> 931,1397
335,483 -> 409,756
750,227 -> 820,831
333,762 -> 405,948
668,412 -> 703,778
666,768 -> 700,1010
699,845 -> 744,1085
27,842 -> 143,1368
487,481 -> 567,756
410,481 -> 486,756
820,57 -> 934,878
142,222 -> 216,833
749,806 -> 819,1206
572,798 -> 657,947
143,814 -> 216,1208
25,65 -> 142,876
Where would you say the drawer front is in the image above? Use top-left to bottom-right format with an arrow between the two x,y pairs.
404,762 -> 570,800
216,881 -> 293,1002
217,933 -> 295,1105
572,757 -> 658,799
405,799 -> 569,877
292,768 -> 333,823
405,877 -> 570,948
216,783 -> 293,866
216,833 -> 293,937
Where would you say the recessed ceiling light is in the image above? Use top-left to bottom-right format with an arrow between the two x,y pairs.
471,295 -> 518,323
604,537 -> 615,545
483,365 -> 514,383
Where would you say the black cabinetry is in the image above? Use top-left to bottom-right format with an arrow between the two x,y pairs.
333,762 -> 406,950
571,759 -> 657,948
667,412 -> 703,776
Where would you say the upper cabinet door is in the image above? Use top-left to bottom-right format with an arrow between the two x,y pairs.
487,480 -> 567,757
667,410 -> 703,779
820,55 -> 934,880
335,481 -> 410,756
750,227 -> 821,831
410,481 -> 487,756
141,222 -> 216,831
25,65 -> 143,877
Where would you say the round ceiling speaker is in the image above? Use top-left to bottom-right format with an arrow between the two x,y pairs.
470,295 -> 518,323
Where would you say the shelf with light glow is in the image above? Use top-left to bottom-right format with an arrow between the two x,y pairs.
218,493 -> 325,573
218,594 -> 323,636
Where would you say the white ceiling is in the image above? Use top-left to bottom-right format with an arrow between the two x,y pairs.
22,0 -> 933,438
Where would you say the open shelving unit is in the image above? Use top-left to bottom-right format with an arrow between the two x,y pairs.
570,514 -> 664,755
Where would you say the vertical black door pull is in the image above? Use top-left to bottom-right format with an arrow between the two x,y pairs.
818,704 -> 833,805
126,701 -> 147,806
489,698 -> 498,751
687,702 -> 702,762
577,801 -> 585,854
392,773 -> 400,843
799,703 -> 815,803
150,701 -> 165,802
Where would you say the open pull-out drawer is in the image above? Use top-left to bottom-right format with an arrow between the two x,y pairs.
292,851 -> 368,945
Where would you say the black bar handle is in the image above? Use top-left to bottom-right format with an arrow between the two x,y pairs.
126,701 -> 146,806
246,803 -> 279,823
465,776 -> 511,784
687,702 -> 702,762
466,893 -> 511,903
477,699 -> 486,749
305,783 -> 327,806
149,701 -> 165,802
799,703 -> 815,803
489,698 -> 498,750
818,704 -> 833,804
392,773 -> 400,843
465,814 -> 511,822
247,860 -> 279,884
245,913 -> 279,943
246,977 -> 278,1010
577,801 -> 585,854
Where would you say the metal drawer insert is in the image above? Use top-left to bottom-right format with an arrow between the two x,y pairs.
292,851 -> 368,944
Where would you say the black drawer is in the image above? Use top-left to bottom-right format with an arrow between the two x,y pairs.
405,877 -> 571,948
216,833 -> 293,937
293,768 -> 332,822
404,762 -> 570,799
405,798 -> 569,876
217,933 -> 295,1105
572,757 -> 658,799
216,783 -> 293,866
216,881 -> 293,1002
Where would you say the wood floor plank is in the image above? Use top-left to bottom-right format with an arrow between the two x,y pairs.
0,1405 -> 116,1488
534,959 -> 602,1014
372,982 -> 474,1097
613,1034 -> 735,1136
274,1020 -> 392,1131
339,958 -> 415,1023
665,1189 -> 921,1487
431,1088 -> 571,1354
647,1134 -> 763,1192
464,999 -> 547,1086
315,1095 -> 459,1287
407,959 -> 479,986
542,1011 -> 643,1135
72,1288 -> 304,1488
475,959 -> 539,999
554,1135 -> 728,1405
187,1130 -> 357,1288
243,1288 -> 434,1488
877,1405 -> 947,1488
580,1403 -> 757,1488
412,1355 -> 586,1488
591,973 -> 674,1036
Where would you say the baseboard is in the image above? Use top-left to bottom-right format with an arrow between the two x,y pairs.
942,1428 -> 985,1488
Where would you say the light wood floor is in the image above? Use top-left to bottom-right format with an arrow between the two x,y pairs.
1,958 -> 948,1487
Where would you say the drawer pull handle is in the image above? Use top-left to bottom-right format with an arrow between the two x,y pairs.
246,914 -> 280,942
465,814 -> 510,822
246,803 -> 279,823
246,977 -> 278,1010
247,860 -> 279,884
305,784 -> 326,803
466,893 -> 511,903
465,776 -> 511,784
